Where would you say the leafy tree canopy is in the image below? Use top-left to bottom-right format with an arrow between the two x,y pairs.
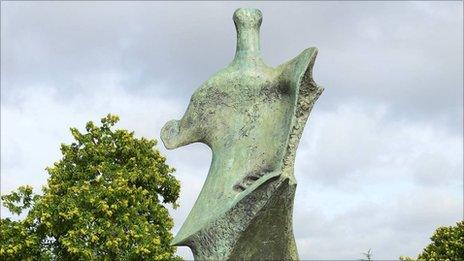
1,114 -> 181,260
400,220 -> 464,261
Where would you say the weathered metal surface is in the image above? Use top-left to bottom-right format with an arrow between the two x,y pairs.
161,8 -> 323,260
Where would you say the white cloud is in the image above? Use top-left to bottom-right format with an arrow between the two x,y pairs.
0,73 -> 184,206
293,102 -> 462,259
0,73 -> 201,258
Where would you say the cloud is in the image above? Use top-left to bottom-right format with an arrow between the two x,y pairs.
3,2 -> 462,122
0,72 -> 184,202
296,102 -> 462,189
0,69 -> 202,259
292,102 -> 462,259
294,187 -> 461,260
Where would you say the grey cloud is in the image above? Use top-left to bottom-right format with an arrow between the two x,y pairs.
3,2 -> 462,133
293,188 -> 461,259
296,101 -> 462,189
0,73 -> 200,259
412,152 -> 461,187
290,100 -> 461,259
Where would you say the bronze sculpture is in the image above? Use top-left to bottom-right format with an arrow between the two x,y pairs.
161,8 -> 323,260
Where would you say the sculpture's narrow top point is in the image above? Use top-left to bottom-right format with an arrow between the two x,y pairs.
232,8 -> 263,65
233,8 -> 262,29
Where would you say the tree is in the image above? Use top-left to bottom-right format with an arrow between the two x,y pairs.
1,114 -> 181,260
360,249 -> 373,261
400,220 -> 464,261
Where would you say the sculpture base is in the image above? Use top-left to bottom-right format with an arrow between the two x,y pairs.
184,177 -> 298,260
228,178 -> 298,260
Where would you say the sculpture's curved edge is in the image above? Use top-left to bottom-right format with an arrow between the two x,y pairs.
278,47 -> 324,175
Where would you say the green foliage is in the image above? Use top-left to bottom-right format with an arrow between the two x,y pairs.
0,217 -> 49,259
417,220 -> 464,260
1,185 -> 37,215
1,114 -> 182,260
400,220 -> 464,261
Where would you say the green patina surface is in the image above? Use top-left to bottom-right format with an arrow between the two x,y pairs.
161,8 -> 323,260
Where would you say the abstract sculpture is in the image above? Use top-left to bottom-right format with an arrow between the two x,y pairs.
161,8 -> 323,260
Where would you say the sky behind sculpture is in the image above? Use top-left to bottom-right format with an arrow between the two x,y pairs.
1,2 -> 462,260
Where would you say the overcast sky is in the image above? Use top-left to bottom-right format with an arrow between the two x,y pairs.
1,1 -> 463,260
